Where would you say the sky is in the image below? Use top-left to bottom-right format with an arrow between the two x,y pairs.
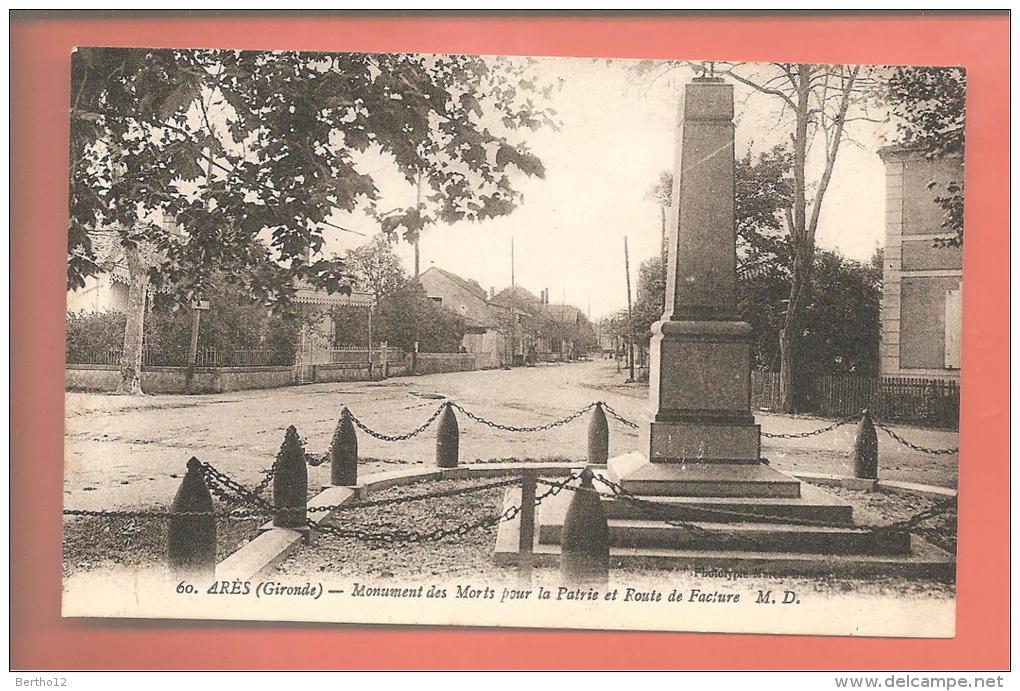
321,57 -> 893,321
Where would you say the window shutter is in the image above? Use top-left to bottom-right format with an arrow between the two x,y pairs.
944,286 -> 962,369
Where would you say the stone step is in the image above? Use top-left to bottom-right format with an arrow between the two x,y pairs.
540,517 -> 911,555
606,453 -> 801,498
496,489 -> 952,577
600,483 -> 854,526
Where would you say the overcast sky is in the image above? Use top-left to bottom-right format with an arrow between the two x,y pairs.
322,56 -> 893,320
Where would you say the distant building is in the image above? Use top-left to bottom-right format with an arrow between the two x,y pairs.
418,266 -> 504,368
490,285 -> 595,362
66,231 -> 131,313
878,146 -> 963,380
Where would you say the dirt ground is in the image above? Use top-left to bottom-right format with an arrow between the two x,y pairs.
64,359 -> 960,514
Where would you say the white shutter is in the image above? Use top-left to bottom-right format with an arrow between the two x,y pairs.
944,287 -> 962,369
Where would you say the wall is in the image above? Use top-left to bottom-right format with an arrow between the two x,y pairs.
67,351 -> 483,394
879,149 -> 963,380
312,363 -> 375,383
66,365 -> 295,393
413,353 -> 477,375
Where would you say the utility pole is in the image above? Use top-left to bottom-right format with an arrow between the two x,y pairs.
624,236 -> 635,381
413,172 -> 423,277
509,236 -> 516,367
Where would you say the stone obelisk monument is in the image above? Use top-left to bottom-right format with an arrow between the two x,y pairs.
609,75 -> 779,491
494,75 -> 943,572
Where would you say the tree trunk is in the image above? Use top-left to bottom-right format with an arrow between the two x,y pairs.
117,244 -> 149,394
778,328 -> 797,413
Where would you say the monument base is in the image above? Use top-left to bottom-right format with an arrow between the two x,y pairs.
642,419 -> 761,463
607,451 -> 800,498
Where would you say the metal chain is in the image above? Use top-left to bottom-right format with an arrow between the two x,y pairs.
348,403 -> 448,442
875,422 -> 959,456
201,462 -> 275,513
588,473 -> 955,538
250,462 -> 277,496
448,401 -> 597,433
761,414 -> 859,439
600,402 -> 640,429
305,477 -> 520,514
314,471 -> 579,544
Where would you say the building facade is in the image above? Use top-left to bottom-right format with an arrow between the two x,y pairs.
418,266 -> 505,368
879,147 -> 963,380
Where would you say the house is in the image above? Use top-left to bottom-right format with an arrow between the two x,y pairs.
418,266 -> 504,368
878,146 -> 963,380
490,285 -> 595,362
66,231 -> 131,313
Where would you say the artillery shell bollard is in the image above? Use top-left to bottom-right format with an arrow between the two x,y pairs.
853,408 -> 879,480
436,403 -> 459,468
560,467 -> 610,586
274,425 -> 308,528
330,408 -> 358,486
587,403 -> 609,464
167,457 -> 216,578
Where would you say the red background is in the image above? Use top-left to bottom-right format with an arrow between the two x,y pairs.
10,12 -> 1010,670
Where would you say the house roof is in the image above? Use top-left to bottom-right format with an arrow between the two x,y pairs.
541,303 -> 585,324
491,285 -> 542,307
421,266 -> 489,302
419,266 -> 502,329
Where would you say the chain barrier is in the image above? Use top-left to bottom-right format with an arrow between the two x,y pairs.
449,401 -> 598,433
313,471 -> 580,544
347,403 -> 448,442
587,473 -> 956,539
760,414 -> 860,439
250,461 -> 277,496
600,402 -> 640,429
340,401 -> 957,458
875,422 -> 959,456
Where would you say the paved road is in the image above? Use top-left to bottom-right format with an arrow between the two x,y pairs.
64,360 -> 959,511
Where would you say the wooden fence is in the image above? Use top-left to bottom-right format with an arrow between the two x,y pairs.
751,371 -> 960,429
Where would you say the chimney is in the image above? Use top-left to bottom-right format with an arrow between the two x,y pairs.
489,286 -> 495,300
543,288 -> 549,305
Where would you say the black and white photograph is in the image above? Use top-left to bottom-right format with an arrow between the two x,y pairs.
62,47 -> 964,637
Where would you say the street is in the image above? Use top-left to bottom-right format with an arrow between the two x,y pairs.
64,360 -> 960,512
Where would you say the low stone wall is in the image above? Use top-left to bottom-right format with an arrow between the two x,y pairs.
413,353 -> 477,375
474,351 -> 502,370
217,366 -> 294,392
66,364 -> 294,394
311,363 -> 375,383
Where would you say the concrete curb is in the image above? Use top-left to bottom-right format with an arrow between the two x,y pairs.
214,461 -> 592,579
793,471 -> 957,499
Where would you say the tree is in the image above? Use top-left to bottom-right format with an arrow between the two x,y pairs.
884,66 -> 966,246
367,56 -> 556,274
637,61 -> 876,412
343,233 -> 406,302
375,279 -> 466,353
69,48 -> 553,392
638,146 -> 795,342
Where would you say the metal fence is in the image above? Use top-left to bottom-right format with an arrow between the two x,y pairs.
67,345 -> 283,368
751,371 -> 960,429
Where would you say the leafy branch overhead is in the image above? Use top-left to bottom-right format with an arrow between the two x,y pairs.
68,48 -> 557,302
885,66 -> 966,246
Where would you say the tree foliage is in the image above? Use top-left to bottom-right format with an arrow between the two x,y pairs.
635,145 -> 880,376
343,233 -> 406,301
69,47 -> 555,304
885,66 -> 966,245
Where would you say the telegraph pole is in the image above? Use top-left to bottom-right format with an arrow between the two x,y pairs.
624,236 -> 635,381
509,236 -> 516,367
